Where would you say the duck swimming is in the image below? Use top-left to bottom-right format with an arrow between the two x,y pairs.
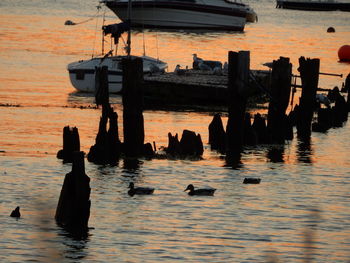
243,178 -> 261,184
184,184 -> 216,196
128,182 -> 154,196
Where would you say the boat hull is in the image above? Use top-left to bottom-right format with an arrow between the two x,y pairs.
67,56 -> 167,93
104,1 -> 247,31
276,0 -> 350,11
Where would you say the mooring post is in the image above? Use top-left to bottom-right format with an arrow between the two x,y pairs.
296,57 -> 320,140
267,57 -> 292,143
122,57 -> 145,157
208,113 -> 226,153
57,126 -> 80,162
95,66 -> 109,106
55,151 -> 91,235
345,73 -> 350,111
226,51 -> 249,160
88,66 -> 121,164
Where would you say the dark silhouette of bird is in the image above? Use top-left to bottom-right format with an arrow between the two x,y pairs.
128,182 -> 154,196
184,184 -> 216,196
174,65 -> 186,75
10,206 -> 21,218
243,178 -> 261,184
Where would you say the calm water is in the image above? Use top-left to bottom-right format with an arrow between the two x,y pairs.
1,0 -> 350,262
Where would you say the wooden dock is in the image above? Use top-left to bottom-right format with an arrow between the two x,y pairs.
143,69 -> 270,108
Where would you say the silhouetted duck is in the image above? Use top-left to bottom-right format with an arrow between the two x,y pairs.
243,178 -> 261,184
10,206 -> 21,218
128,182 -> 154,196
184,184 -> 216,196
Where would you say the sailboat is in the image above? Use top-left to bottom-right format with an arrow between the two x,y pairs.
67,4 -> 168,93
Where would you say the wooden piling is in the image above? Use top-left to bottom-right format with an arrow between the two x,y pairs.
296,57 -> 320,140
122,57 -> 145,157
345,73 -> 350,111
87,104 -> 121,164
57,126 -> 80,163
166,130 -> 203,157
252,113 -> 269,144
226,51 -> 249,159
95,66 -> 109,106
208,113 -> 226,153
55,151 -> 91,235
267,57 -> 292,144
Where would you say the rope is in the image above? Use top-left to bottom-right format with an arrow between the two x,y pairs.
65,5 -> 102,26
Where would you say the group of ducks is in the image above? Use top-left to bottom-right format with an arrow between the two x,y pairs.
10,178 -> 261,218
174,54 -> 228,76
128,182 -> 216,197
128,177 -> 261,197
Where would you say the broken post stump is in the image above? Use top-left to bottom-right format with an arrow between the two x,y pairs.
87,104 -> 121,164
252,113 -> 269,144
166,130 -> 203,157
226,50 -> 249,159
296,57 -> 320,140
122,57 -> 145,157
55,151 -> 91,234
208,113 -> 226,153
243,112 -> 257,146
57,126 -> 80,163
267,57 -> 292,144
180,129 -> 204,156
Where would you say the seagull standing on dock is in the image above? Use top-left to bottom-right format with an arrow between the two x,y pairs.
192,54 -> 203,70
174,65 -> 186,75
198,60 -> 212,71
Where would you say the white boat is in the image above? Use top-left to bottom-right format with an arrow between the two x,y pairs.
276,0 -> 350,11
102,0 -> 257,32
68,53 -> 167,93
68,17 -> 168,93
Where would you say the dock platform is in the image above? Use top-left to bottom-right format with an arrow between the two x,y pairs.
143,70 -> 270,108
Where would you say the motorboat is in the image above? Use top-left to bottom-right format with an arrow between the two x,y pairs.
68,54 -> 167,93
102,0 -> 257,32
276,0 -> 350,11
67,22 -> 168,93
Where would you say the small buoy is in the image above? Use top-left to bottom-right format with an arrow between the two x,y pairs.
327,27 -> 335,33
338,45 -> 350,62
64,20 -> 76,26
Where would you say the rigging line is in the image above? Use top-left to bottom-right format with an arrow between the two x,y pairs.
65,4 -> 102,26
141,0 -> 146,56
91,8 -> 103,58
152,1 -> 159,60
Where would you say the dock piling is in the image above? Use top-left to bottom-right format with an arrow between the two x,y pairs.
226,50 -> 249,159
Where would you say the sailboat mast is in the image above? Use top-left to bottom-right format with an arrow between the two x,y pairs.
126,0 -> 131,56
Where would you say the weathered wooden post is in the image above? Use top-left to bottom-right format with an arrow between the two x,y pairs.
122,57 -> 145,157
243,112 -> 257,146
179,129 -> 203,156
88,67 -> 121,164
57,126 -> 80,163
95,66 -> 109,106
226,51 -> 249,161
267,57 -> 292,143
252,113 -> 269,144
345,73 -> 350,111
55,151 -> 91,235
296,57 -> 320,140
208,113 -> 226,153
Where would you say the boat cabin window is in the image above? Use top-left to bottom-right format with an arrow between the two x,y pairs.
76,70 -> 85,80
